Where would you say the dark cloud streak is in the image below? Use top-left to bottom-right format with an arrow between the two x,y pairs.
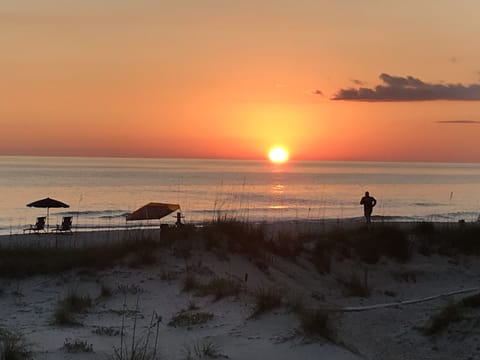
332,73 -> 480,101
436,120 -> 480,124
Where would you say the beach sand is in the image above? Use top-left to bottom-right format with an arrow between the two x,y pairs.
1,221 -> 480,359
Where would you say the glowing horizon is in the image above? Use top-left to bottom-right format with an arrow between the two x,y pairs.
1,1 -> 480,162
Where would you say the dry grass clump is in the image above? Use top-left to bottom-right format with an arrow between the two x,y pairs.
297,308 -> 337,342
0,327 -> 32,360
182,274 -> 242,301
182,339 -> 225,360
168,311 -> 214,328
251,286 -> 283,317
200,217 -> 266,257
52,290 -> 92,326
63,338 -> 93,353
0,237 -> 161,278
198,277 -> 242,301
336,273 -> 370,298
422,292 -> 480,335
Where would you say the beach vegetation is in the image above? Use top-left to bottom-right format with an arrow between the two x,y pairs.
0,327 -> 32,360
200,217 -> 266,258
92,326 -> 121,336
99,283 -> 113,299
182,273 -> 200,292
337,272 -> 370,298
63,338 -> 93,353
198,276 -> 242,301
251,286 -> 283,318
182,274 -> 241,301
268,232 -> 304,261
182,339 -> 224,360
118,284 -> 144,295
168,311 -> 214,327
422,292 -> 480,335
0,237 -> 161,278
111,305 -> 162,360
52,290 -> 92,326
297,308 -> 337,342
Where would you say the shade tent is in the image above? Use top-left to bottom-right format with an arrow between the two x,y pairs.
126,202 -> 180,221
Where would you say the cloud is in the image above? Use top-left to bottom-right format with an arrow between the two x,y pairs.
350,79 -> 365,86
311,89 -> 324,96
332,73 -> 480,101
436,120 -> 480,124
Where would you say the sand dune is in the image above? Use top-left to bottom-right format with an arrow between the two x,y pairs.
1,221 -> 480,359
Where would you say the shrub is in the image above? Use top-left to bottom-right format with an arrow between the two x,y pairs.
422,302 -> 463,336
0,328 -> 32,360
182,273 -> 200,292
198,277 -> 242,301
251,286 -> 283,317
422,292 -> 480,336
182,339 -> 224,360
168,311 -> 213,327
297,309 -> 336,341
63,338 -> 93,353
99,283 -> 113,299
337,273 -> 370,298
0,237 -> 161,278
269,232 -> 304,260
311,237 -> 334,274
52,290 -> 92,326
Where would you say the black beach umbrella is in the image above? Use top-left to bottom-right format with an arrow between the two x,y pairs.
27,197 -> 70,231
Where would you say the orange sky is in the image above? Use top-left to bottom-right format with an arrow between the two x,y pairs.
1,1 -> 480,162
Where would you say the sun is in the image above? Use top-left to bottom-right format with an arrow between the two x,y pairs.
268,146 -> 289,163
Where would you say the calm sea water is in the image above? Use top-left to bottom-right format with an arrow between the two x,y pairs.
1,156 -> 479,235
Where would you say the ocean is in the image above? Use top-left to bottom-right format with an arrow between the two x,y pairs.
1,156 -> 479,235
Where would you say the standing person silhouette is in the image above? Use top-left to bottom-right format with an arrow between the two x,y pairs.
360,191 -> 377,224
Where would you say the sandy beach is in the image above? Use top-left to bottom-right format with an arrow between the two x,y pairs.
1,220 -> 480,360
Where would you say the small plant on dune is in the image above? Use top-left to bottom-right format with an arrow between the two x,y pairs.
63,338 -> 93,353
202,217 -> 267,258
311,237 -> 334,274
198,277 -> 242,301
52,290 -> 92,326
297,308 -> 337,342
92,326 -> 121,336
110,299 -> 162,360
422,292 -> 480,336
251,286 -> 283,318
0,327 -> 32,360
421,302 -> 463,336
269,232 -> 304,261
168,311 -> 214,328
182,273 -> 200,292
99,283 -> 113,299
182,339 -> 224,360
337,273 -> 370,298
118,284 -> 144,295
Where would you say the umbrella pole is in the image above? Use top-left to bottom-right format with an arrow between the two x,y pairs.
47,207 -> 50,232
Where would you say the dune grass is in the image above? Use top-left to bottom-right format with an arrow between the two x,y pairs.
422,292 -> 480,335
52,290 -> 93,326
0,327 -> 32,360
0,237 -> 161,278
251,286 -> 283,318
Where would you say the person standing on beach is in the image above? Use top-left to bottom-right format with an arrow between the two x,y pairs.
360,191 -> 377,224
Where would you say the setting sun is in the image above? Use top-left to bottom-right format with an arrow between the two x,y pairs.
268,147 -> 289,163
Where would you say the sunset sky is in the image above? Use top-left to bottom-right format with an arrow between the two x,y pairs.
1,1 -> 480,162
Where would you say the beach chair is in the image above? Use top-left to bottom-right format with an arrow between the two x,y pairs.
53,216 -> 73,233
24,216 -> 46,233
